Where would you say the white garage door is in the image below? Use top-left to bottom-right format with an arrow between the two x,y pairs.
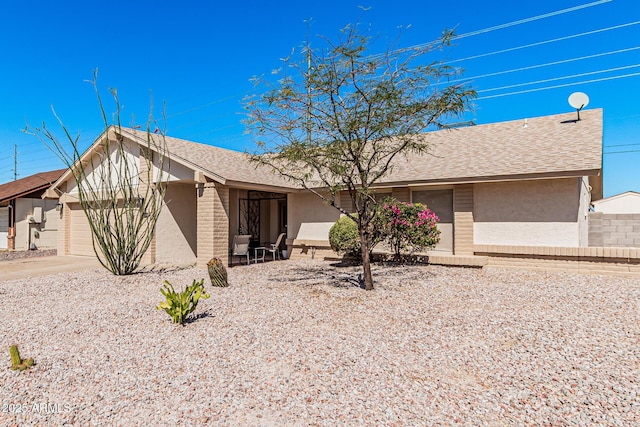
69,204 -> 95,257
0,207 -> 8,250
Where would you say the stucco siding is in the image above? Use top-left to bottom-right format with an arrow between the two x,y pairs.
578,176 -> 591,246
288,192 -> 340,241
592,193 -> 640,213
14,198 -> 59,250
149,148 -> 195,183
66,139 -> 141,195
155,183 -> 197,264
474,178 -> 582,247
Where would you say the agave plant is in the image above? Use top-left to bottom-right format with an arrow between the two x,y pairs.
157,279 -> 210,325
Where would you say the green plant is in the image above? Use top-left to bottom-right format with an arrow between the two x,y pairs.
157,279 -> 210,325
26,70 -> 169,275
207,257 -> 229,287
329,215 -> 361,257
10,345 -> 34,371
375,198 -> 440,257
245,20 -> 474,290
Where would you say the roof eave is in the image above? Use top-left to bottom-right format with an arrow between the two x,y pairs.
117,128 -> 228,185
0,183 -> 58,203
304,169 -> 602,191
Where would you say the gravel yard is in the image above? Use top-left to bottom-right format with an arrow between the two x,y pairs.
1,260 -> 639,426
0,249 -> 56,262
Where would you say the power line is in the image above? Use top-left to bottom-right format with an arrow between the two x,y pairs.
604,150 -> 640,154
453,0 -> 612,40
383,0 -> 613,57
454,46 -> 640,84
18,155 -> 60,165
477,72 -> 640,100
478,63 -> 640,93
445,20 -> 640,65
604,143 -> 640,148
138,2 -> 621,133
166,93 -> 246,119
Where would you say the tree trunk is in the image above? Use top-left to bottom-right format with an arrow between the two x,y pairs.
360,230 -> 374,290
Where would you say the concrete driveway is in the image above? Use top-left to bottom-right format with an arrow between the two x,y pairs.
0,256 -> 101,281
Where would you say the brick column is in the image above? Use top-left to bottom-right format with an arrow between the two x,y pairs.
59,196 -> 70,255
453,184 -> 474,256
197,182 -> 230,267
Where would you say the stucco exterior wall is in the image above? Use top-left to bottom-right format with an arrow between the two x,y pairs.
155,183 -> 197,264
14,198 -> 59,250
578,176 -> 592,247
151,149 -> 194,183
474,178 -> 582,247
592,193 -> 640,213
66,139 -> 141,195
288,191 -> 340,241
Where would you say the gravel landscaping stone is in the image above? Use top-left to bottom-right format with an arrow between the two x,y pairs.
1,260 -> 639,425
0,249 -> 56,262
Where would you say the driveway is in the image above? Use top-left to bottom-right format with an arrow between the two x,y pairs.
0,255 -> 101,281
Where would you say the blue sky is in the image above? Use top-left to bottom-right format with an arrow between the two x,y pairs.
0,0 -> 638,197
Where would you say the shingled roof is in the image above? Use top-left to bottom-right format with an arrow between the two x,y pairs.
118,128 -> 296,189
384,108 -> 602,185
0,169 -> 66,203
54,108 -> 603,192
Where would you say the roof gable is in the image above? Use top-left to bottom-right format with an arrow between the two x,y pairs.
592,191 -> 640,205
0,169 -> 66,203
51,108 -> 603,192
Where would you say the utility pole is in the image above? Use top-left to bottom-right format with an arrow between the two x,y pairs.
13,144 -> 17,180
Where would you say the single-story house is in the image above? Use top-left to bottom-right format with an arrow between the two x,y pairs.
0,169 -> 65,250
591,191 -> 640,213
44,108 -> 603,268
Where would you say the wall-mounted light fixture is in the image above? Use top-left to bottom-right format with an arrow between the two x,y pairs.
55,202 -> 63,212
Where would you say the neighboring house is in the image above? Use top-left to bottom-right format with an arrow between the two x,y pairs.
588,191 -> 640,248
591,191 -> 640,213
0,169 -> 65,250
45,109 -> 603,268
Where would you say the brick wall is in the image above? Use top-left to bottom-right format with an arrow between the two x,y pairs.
196,182 -> 230,267
453,184 -> 474,256
588,212 -> 640,247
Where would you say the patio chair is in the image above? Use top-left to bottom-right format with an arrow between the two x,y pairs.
231,234 -> 252,265
265,232 -> 286,261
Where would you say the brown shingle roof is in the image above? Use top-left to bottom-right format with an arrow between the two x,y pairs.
0,169 -> 66,203
118,128 -> 296,189
104,109 -> 603,190
384,108 -> 603,185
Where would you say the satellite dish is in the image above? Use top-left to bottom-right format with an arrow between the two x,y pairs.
568,92 -> 589,120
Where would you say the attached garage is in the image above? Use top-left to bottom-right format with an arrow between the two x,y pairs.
68,204 -> 95,257
0,207 -> 8,250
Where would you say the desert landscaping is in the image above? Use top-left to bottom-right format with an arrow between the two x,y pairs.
1,259 -> 639,425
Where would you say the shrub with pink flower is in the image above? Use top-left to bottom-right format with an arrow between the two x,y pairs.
375,197 -> 440,257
